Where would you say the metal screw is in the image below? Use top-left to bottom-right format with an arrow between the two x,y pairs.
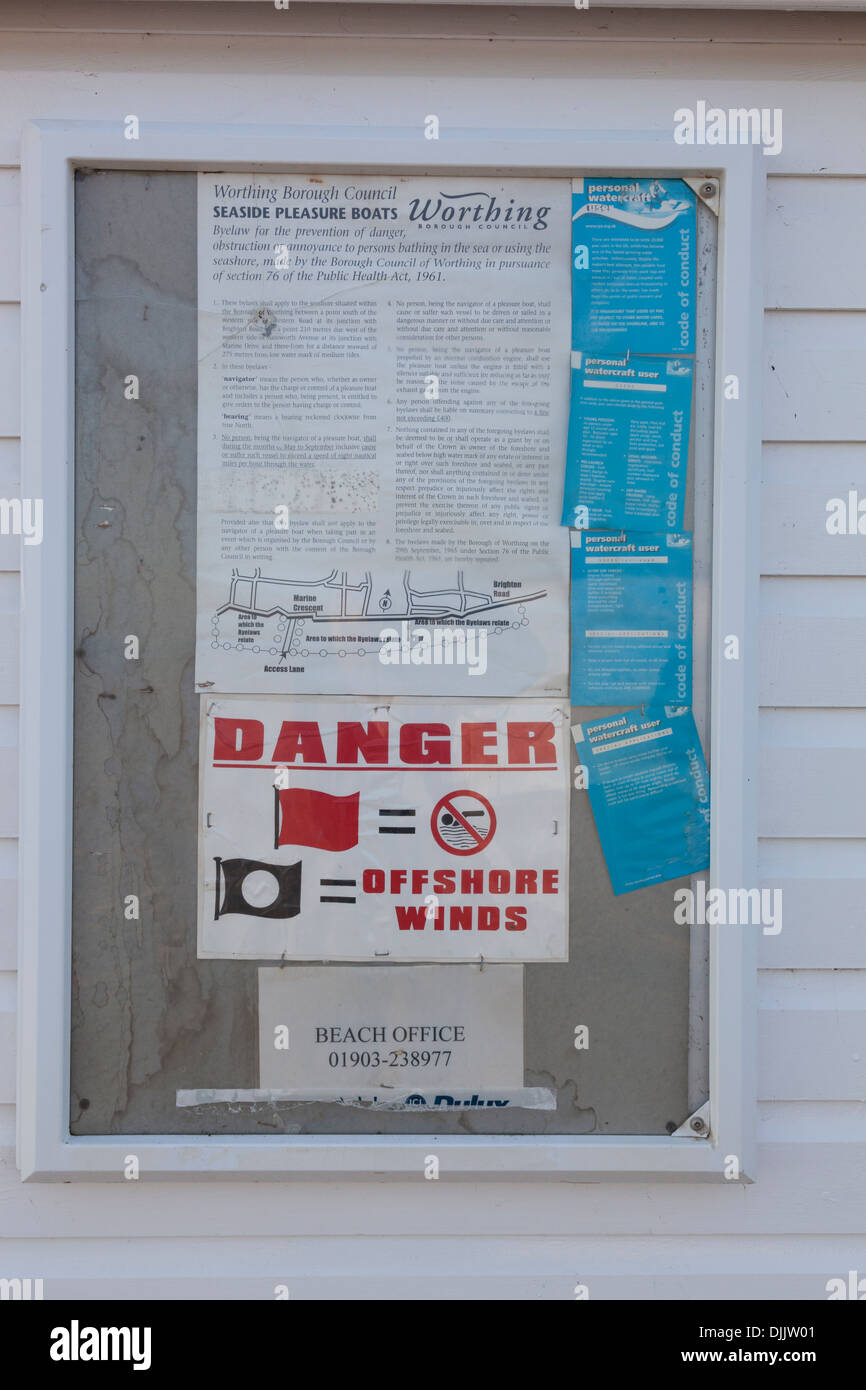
700,182 -> 716,199
690,1117 -> 706,1133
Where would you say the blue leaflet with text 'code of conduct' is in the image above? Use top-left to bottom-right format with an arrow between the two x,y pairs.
562,351 -> 693,532
572,177 -> 696,355
570,530 -> 693,706
572,705 -> 710,896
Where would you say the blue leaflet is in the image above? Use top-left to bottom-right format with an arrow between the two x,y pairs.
572,177 -> 696,354
561,352 -> 693,532
572,705 -> 710,896
570,531 -> 692,706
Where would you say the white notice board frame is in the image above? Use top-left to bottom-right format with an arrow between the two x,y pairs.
18,120 -> 762,1182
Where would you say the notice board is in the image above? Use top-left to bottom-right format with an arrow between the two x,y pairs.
70,170 -> 713,1136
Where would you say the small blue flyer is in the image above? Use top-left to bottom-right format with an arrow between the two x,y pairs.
561,351 -> 693,532
572,177 -> 696,354
570,530 -> 692,706
572,705 -> 710,896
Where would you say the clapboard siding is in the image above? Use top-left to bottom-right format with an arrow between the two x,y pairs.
760,1012 -> 866,1101
1,1228 -> 865,1278
0,1 -> 861,1298
0,747 -> 17,839
0,1105 -> 14,1147
0,878 -> 16,970
0,85 -> 860,177
762,443 -> 866,577
759,749 -> 866,838
0,612 -> 19,704
761,575 -> 866,620
759,968 -> 864,1010
761,481 -> 866,578
758,880 -> 866,968
766,177 -> 866,311
0,1272 -> 848,1300
760,618 -> 866,705
0,170 -> 18,302
0,440 -> 21,572
0,2 -> 863,30
0,19 -> 861,178
0,436 -> 20,482
0,968 -> 14,1010
764,312 -> 866,442
0,1139 -> 864,1237
0,1005 -> 15,1104
0,1233 -> 862,1301
760,837 -> 866,879
759,1101 -> 866,1142
759,837 -> 866,971
0,305 -> 19,436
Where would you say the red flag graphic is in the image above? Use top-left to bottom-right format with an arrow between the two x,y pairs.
275,788 -> 359,852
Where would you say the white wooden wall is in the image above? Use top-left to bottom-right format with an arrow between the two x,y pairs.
1,2 -> 864,1298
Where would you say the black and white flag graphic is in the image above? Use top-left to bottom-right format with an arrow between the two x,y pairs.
213,857 -> 302,920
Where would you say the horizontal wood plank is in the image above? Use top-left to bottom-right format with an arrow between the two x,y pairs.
759,1010 -> 866,1100
0,748 -> 17,838
0,306 -> 19,436
0,439 -> 20,571
766,177 -> 866,311
0,612 -> 19,703
0,885 -> 16,969
0,37 -> 861,179
1,1141 -> 865,1238
0,1271 -> 847,1300
764,313 -> 866,442
759,1100 -> 866,1143
0,1008 -> 15,1104
760,616 -> 866,706
0,170 -> 19,303
760,747 -> 866,837
758,879 -> 866,968
761,442 -> 866,576
0,1230 -> 861,1302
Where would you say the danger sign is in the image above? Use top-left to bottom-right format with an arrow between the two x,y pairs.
198,697 -> 569,962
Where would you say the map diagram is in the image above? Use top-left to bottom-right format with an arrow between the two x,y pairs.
210,567 -> 546,662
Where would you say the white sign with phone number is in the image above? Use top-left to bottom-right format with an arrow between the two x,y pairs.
258,963 -> 524,1092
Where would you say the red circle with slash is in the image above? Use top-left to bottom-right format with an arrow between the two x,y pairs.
430,790 -> 497,856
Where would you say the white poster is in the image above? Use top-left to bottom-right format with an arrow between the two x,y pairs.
198,696 -> 569,961
258,964 -> 525,1092
196,173 -> 571,696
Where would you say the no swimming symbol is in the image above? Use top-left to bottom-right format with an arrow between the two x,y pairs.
430,790 -> 497,857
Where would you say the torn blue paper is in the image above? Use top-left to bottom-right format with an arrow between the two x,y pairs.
561,352 -> 693,532
570,531 -> 693,706
572,177 -> 696,354
572,705 -> 710,895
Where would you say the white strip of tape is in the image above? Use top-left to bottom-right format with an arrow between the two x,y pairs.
176,1087 -> 556,1111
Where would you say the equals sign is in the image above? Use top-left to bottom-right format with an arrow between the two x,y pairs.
320,878 -> 356,904
378,808 -> 416,834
